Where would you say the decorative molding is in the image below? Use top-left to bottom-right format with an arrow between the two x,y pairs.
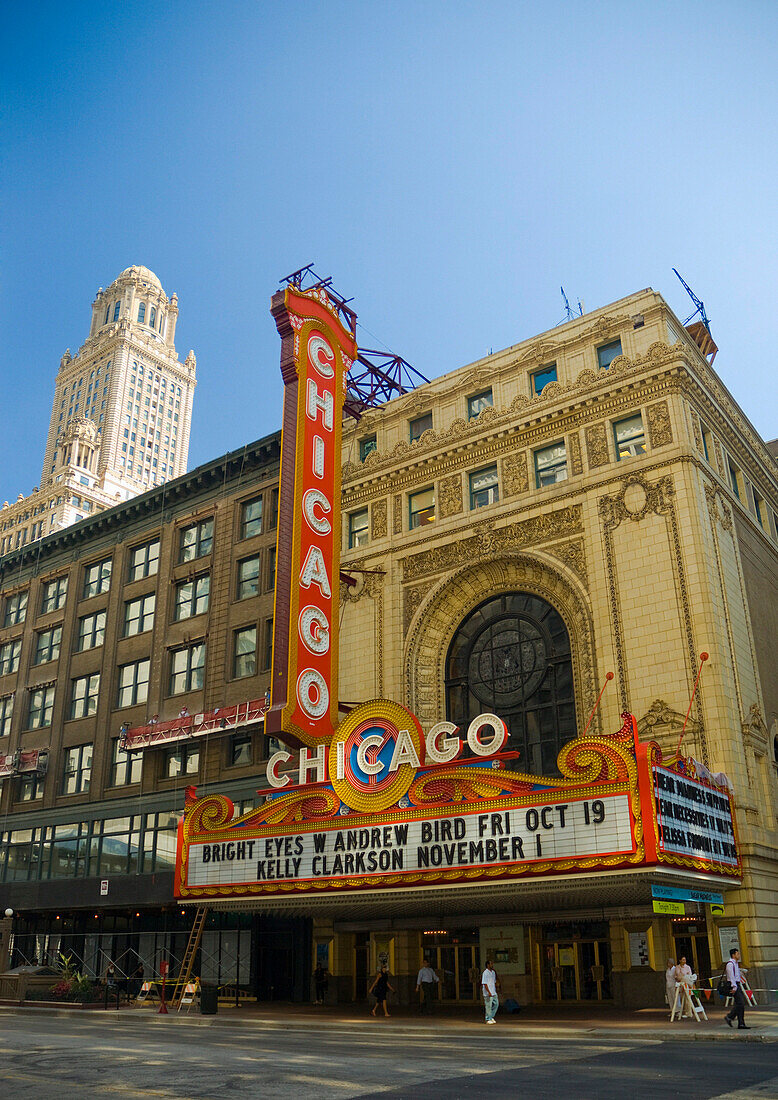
742,703 -> 769,757
393,494 -> 403,535
585,423 -> 609,469
647,400 -> 673,448
371,498 -> 388,540
544,537 -> 588,585
401,505 -> 582,584
403,583 -> 428,635
438,473 -> 463,519
569,431 -> 583,477
501,452 -> 529,497
637,698 -> 703,757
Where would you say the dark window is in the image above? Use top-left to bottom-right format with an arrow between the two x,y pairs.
33,626 -> 62,665
241,497 -> 263,539
18,774 -> 43,801
179,518 -> 214,563
0,694 -> 13,735
597,339 -> 622,370
28,686 -> 55,729
169,643 -> 206,695
41,576 -> 68,614
233,627 -> 257,679
237,556 -> 260,600
174,575 -> 210,621
267,547 -> 276,591
467,390 -> 493,419
61,743 -> 93,794
445,593 -> 577,776
166,745 -> 199,778
70,673 -> 100,719
530,365 -> 557,395
230,733 -> 252,767
137,302 -> 146,323
359,435 -> 377,461
409,412 -> 433,442
82,558 -> 112,598
112,301 -> 121,322
3,591 -> 27,627
109,738 -> 142,786
0,639 -> 21,675
263,617 -> 273,670
128,539 -> 160,581
268,487 -> 279,530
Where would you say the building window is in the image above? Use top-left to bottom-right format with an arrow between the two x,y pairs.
137,302 -> 146,323
41,576 -> 68,614
409,487 -> 435,529
166,744 -> 199,778
727,457 -> 744,502
149,306 -> 157,328
467,390 -> 493,420
123,593 -> 155,637
267,546 -> 276,592
700,422 -> 712,463
33,625 -> 62,665
112,301 -> 121,322
82,558 -> 112,599
179,518 -> 214,563
0,639 -> 21,676
0,694 -> 13,736
233,626 -> 257,679
240,497 -> 263,539
445,592 -> 576,776
3,591 -> 27,627
18,773 -> 43,801
109,737 -> 142,786
753,490 -> 767,530
263,617 -> 273,670
535,442 -> 568,487
613,414 -> 646,459
409,412 -> 433,443
469,466 -> 499,509
170,643 -> 206,695
530,365 -> 557,395
230,733 -> 252,767
359,435 -> 377,461
77,610 -> 107,651
349,509 -> 369,548
128,539 -> 160,581
28,686 -> 55,729
61,744 -> 93,795
267,487 -> 279,530
237,556 -> 260,600
70,673 -> 100,720
117,659 -> 150,708
174,575 -> 210,621
597,339 -> 622,370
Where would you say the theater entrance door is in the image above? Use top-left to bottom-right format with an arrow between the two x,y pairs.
423,931 -> 479,1002
541,937 -> 612,1001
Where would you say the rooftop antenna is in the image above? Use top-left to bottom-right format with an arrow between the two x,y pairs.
558,286 -> 583,326
672,268 -> 717,363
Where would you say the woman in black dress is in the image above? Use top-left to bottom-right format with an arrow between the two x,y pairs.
369,965 -> 395,1017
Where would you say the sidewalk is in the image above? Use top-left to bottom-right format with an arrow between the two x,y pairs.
2,998 -> 777,1041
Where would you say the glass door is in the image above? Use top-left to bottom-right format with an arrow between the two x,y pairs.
542,940 -> 612,1001
425,943 -> 478,1001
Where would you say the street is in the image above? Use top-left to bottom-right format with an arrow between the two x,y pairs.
1,1012 -> 777,1099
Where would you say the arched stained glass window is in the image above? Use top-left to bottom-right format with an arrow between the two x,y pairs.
445,592 -> 577,776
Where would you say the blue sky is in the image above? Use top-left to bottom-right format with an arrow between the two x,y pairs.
2,1 -> 778,499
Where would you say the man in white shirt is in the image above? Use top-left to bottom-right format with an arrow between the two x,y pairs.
724,948 -> 750,1029
415,959 -> 439,1014
482,959 -> 499,1024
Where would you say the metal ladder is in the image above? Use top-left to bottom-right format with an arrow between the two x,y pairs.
171,907 -> 208,1008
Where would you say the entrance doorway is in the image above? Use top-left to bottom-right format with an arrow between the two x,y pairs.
422,930 -> 479,1002
673,921 -> 711,980
541,924 -> 612,1001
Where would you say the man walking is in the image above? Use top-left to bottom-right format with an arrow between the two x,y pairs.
482,958 -> 499,1024
415,958 -> 439,1014
724,948 -> 750,1030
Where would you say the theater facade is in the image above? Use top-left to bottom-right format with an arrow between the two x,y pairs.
175,283 -> 778,1008
2,282 -> 777,1008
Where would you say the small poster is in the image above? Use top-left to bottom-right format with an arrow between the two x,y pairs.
100,880 -> 109,896
628,931 -> 650,967
718,926 -> 739,960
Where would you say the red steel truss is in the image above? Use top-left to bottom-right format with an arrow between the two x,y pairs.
120,697 -> 269,753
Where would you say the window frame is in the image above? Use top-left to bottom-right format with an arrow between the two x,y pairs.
69,673 -> 100,720
123,593 -> 156,637
33,625 -> 62,665
109,737 -> 142,787
27,685 -> 55,730
240,496 -> 263,540
233,626 -> 257,680
469,465 -> 499,510
596,338 -> 623,370
409,412 -> 433,443
0,694 -> 14,736
236,555 -> 261,600
82,558 -> 112,599
61,743 -> 93,795
534,441 -> 568,488
77,609 -> 107,651
530,364 -> 558,396
0,638 -> 21,676
41,576 -> 68,614
613,413 -> 647,460
409,486 -> 435,530
169,642 -> 206,696
229,732 -> 253,767
165,744 -> 200,778
3,591 -> 28,627
467,390 -> 493,420
348,508 -> 369,549
178,518 -> 214,564
127,538 -> 160,582
359,435 -> 377,462
116,659 -> 150,709
173,574 -> 210,621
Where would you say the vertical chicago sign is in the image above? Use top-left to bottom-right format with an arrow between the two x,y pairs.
267,286 -> 358,748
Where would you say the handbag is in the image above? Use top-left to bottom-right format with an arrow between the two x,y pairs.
716,971 -> 731,997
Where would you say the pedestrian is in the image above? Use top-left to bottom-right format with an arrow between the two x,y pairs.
369,965 -> 395,1017
415,958 -> 439,1014
665,958 -> 676,1015
482,958 -> 499,1024
313,961 -> 329,1005
674,955 -> 695,1018
106,962 -> 117,989
724,948 -> 750,1030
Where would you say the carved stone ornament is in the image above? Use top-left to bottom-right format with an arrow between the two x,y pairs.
518,341 -> 559,366
393,494 -> 403,535
544,538 -> 588,584
403,583 -> 428,634
501,451 -> 529,497
438,473 -> 463,518
401,505 -> 582,584
599,473 -> 674,530
569,432 -> 583,476
371,498 -> 388,540
637,699 -> 703,756
585,423 -> 610,469
742,703 -> 769,756
647,400 -> 673,447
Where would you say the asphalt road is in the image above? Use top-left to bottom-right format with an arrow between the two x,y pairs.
1,1013 -> 777,1100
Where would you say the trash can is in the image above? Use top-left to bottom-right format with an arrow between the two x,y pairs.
200,983 -> 218,1015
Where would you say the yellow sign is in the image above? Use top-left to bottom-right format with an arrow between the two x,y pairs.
710,903 -> 725,916
653,899 -> 685,915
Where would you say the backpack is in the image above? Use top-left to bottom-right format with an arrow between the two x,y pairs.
716,970 -> 731,997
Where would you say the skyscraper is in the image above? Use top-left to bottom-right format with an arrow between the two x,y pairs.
0,266 -> 196,555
